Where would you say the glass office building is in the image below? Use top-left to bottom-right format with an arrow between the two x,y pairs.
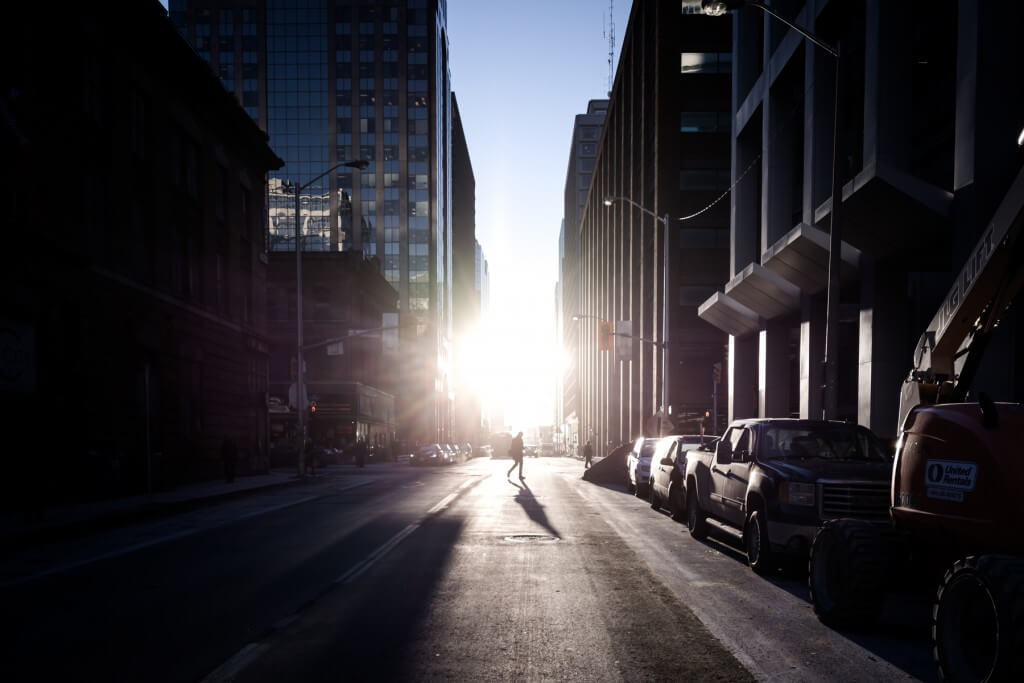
171,0 -> 455,443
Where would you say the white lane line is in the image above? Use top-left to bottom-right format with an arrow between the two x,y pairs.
2,478 -> 380,589
198,642 -> 268,683
427,493 -> 457,514
335,475 -> 481,584
198,474 -> 485,683
335,522 -> 421,585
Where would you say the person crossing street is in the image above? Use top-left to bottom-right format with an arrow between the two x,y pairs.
506,431 -> 525,480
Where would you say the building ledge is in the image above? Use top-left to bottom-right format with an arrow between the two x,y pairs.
697,291 -> 762,338
723,262 -> 801,320
814,160 -> 952,263
761,223 -> 860,294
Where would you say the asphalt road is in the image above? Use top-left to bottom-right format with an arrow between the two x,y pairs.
0,457 -> 935,682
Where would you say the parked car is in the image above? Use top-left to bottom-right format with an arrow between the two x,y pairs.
410,444 -> 444,466
625,437 -> 661,498
440,443 -> 458,465
683,418 -> 892,574
648,435 -> 708,519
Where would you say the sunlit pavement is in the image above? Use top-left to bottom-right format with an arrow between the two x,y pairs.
0,457 -> 933,682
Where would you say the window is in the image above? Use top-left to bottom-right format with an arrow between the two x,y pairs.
680,111 -> 728,133
680,52 -> 732,74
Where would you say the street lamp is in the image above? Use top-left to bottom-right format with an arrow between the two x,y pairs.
285,158 -> 369,477
701,0 -> 842,420
603,195 -> 672,431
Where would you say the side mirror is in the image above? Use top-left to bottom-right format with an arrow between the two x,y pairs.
660,457 -> 673,466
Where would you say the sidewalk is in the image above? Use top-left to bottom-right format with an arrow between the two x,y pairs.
0,462 -> 386,553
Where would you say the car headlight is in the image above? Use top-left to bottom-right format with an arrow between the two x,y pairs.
781,481 -> 815,506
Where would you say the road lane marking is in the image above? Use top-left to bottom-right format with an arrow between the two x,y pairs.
335,475 -> 481,584
1,477 -> 380,588
199,473 -> 485,683
335,522 -> 421,584
198,642 -> 268,683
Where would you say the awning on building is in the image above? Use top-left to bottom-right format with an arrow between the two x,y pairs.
723,262 -> 801,320
697,291 -> 762,338
761,223 -> 860,294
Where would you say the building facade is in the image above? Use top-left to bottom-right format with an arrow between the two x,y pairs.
559,99 -> 608,454
451,92 -> 483,444
575,3 -> 732,456
1,1 -> 283,502
266,250 -> 397,451
171,0 -> 456,445
697,0 -> 1024,439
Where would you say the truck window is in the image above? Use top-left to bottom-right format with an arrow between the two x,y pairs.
734,429 -> 751,462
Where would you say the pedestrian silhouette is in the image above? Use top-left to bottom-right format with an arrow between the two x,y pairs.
583,440 -> 594,469
506,431 -> 525,480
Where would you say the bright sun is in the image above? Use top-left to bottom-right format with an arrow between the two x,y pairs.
454,313 -> 560,431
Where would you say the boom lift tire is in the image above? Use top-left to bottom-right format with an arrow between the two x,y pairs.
932,554 -> 1024,683
808,519 -> 887,628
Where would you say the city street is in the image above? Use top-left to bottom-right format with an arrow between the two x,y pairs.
2,457 -> 934,682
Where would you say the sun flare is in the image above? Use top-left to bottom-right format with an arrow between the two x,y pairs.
453,313 -> 560,432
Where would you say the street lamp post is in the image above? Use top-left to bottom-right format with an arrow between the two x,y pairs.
286,158 -> 368,478
702,0 -> 842,419
603,196 -> 671,432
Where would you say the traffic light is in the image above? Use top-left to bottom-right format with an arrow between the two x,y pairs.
712,362 -> 722,384
598,320 -> 613,352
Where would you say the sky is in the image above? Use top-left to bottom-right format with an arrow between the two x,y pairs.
447,0 -> 631,431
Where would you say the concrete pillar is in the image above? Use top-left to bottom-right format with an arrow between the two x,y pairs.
729,333 -> 758,422
759,319 -> 790,418
858,257 -> 906,440
800,293 -> 826,419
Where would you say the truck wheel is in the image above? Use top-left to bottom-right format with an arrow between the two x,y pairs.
745,509 -> 773,575
686,486 -> 708,541
808,519 -> 886,628
649,481 -> 659,510
933,555 -> 1024,683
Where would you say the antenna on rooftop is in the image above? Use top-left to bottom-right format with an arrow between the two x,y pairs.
604,0 -> 615,96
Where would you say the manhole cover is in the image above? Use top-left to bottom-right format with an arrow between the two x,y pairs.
503,534 -> 559,543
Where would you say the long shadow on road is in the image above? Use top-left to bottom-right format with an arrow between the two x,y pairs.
507,479 -> 562,540
236,515 -> 465,683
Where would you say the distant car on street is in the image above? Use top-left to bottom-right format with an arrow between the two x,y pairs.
410,444 -> 444,466
625,437 -> 660,498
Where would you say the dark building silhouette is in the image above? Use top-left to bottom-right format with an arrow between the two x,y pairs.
696,0 -> 1024,438
170,0 -> 459,446
574,4 -> 732,455
559,99 -> 607,452
265,251 -> 397,452
451,92 -> 483,445
0,1 -> 283,501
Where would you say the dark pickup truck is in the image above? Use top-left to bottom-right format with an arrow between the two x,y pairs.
683,418 -> 892,574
